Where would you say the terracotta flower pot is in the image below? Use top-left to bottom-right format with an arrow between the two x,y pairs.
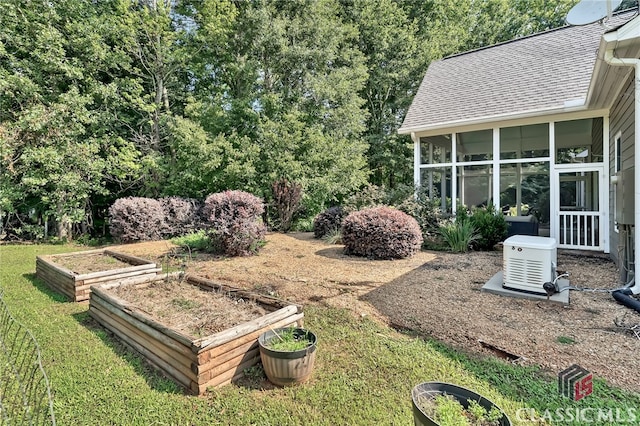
258,327 -> 317,387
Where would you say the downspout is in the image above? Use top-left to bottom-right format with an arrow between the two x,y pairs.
604,49 -> 640,294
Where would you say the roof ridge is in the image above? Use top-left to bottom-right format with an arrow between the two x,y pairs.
443,7 -> 638,61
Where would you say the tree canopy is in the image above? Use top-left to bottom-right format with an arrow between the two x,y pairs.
0,0 -> 578,239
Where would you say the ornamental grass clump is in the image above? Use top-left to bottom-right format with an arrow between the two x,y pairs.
341,206 -> 423,259
313,206 -> 345,239
108,197 -> 166,243
202,190 -> 266,257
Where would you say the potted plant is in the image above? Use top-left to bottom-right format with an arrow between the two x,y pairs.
258,327 -> 317,387
412,382 -> 512,426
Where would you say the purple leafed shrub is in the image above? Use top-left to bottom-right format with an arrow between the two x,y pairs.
313,206 -> 345,239
160,196 -> 203,237
203,190 -> 266,256
341,206 -> 423,259
108,197 -> 166,243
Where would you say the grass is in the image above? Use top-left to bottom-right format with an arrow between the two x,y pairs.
265,328 -> 314,352
1,243 -> 639,425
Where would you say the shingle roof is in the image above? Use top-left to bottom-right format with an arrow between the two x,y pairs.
399,11 -> 637,134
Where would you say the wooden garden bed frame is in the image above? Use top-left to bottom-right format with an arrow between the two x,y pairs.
88,273 -> 304,395
36,249 -> 160,302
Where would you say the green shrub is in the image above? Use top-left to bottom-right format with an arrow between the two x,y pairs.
313,206 -> 345,239
439,220 -> 478,253
341,206 -> 423,259
397,186 -> 443,245
171,230 -> 211,252
469,205 -> 507,250
343,184 -> 387,212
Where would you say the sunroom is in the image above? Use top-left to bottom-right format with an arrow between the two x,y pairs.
415,116 -> 608,251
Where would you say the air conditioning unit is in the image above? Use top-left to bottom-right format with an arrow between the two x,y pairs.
503,235 -> 557,294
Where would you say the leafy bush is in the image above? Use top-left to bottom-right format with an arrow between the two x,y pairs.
397,186 -> 443,245
469,205 -> 507,250
202,190 -> 266,256
313,206 -> 345,239
343,184 -> 387,213
271,178 -> 303,232
341,206 -> 423,259
160,196 -> 203,238
171,230 -> 211,253
439,220 -> 478,253
108,197 -> 166,243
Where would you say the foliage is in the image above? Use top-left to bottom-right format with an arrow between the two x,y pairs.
439,220 -> 478,253
342,184 -> 389,212
313,207 -> 346,239
108,197 -> 166,243
423,394 -> 503,426
270,178 -> 303,232
160,197 -> 203,238
265,328 -> 313,352
469,205 -> 508,251
342,206 -> 422,259
170,230 -> 211,253
322,228 -> 343,245
397,185 -> 443,244
202,190 -> 266,256
2,244 -> 640,425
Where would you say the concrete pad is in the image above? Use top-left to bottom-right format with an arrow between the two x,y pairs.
481,271 -> 570,305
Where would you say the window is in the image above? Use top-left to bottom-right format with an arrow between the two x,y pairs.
457,130 -> 492,162
420,167 -> 452,213
555,118 -> 603,164
500,124 -> 549,160
457,164 -> 492,208
614,131 -> 622,233
420,135 -> 451,164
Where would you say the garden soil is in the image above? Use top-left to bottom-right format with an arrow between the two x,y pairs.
113,232 -> 640,392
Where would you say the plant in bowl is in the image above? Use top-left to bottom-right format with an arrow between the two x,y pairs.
258,327 -> 317,387
412,382 -> 511,426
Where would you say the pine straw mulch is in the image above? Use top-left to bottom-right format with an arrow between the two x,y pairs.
112,233 -> 640,392
53,252 -> 132,275
108,277 -> 269,339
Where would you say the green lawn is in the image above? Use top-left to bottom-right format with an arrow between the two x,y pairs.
0,244 -> 638,425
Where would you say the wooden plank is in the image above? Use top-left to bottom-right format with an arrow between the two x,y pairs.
196,348 -> 259,385
79,268 -> 161,286
194,306 -> 299,351
199,355 -> 261,393
193,339 -> 258,375
89,306 -> 194,391
104,250 -> 158,266
36,259 -> 76,280
90,292 -> 195,358
185,274 -> 301,311
46,248 -> 105,258
77,263 -> 159,281
89,302 -> 196,381
98,272 -> 182,291
197,314 -> 303,363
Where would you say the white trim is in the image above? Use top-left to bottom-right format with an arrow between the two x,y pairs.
412,133 -> 420,189
492,128 -> 500,212
549,122 -> 557,241
451,133 -> 457,215
404,109 -> 610,138
603,115 -> 610,253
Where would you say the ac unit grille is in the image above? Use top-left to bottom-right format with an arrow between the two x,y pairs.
504,258 -> 547,288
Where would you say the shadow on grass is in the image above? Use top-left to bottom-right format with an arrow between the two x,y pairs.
71,310 -> 184,395
22,273 -> 70,304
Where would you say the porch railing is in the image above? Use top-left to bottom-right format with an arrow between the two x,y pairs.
558,211 -> 601,250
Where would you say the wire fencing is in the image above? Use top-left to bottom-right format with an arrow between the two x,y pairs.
0,287 -> 55,425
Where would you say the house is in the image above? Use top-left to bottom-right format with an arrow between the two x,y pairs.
399,9 -> 639,289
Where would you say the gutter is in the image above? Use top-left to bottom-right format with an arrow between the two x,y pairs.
604,48 -> 640,294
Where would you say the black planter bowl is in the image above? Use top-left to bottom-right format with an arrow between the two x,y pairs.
411,382 -> 512,426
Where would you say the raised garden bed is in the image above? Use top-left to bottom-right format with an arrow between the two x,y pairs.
88,273 -> 303,395
36,249 -> 161,302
